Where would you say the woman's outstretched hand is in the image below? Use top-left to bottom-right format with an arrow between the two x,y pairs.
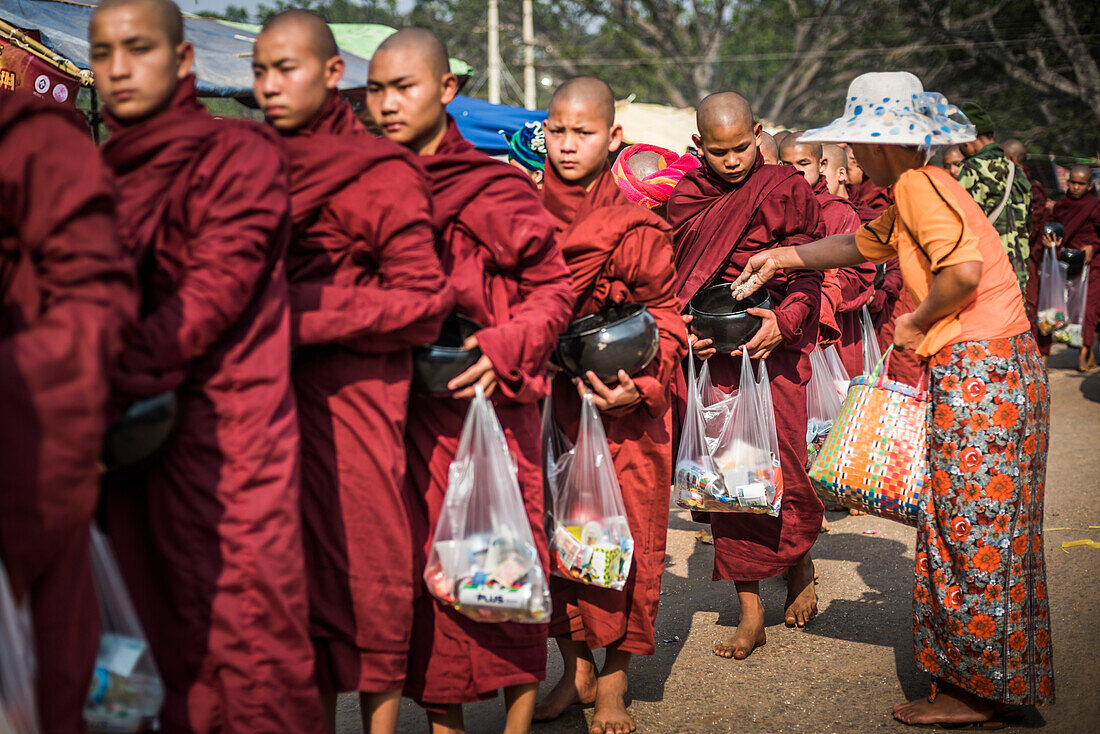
729,252 -> 780,299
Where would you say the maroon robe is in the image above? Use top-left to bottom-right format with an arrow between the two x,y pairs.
0,91 -> 135,734
667,153 -> 824,580
812,177 -> 875,376
850,178 -> 895,214
1053,193 -> 1100,349
541,163 -> 688,655
280,95 -> 451,694
403,119 -> 575,710
99,77 -> 323,733
1022,167 -> 1050,354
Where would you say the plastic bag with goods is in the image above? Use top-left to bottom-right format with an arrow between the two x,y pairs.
85,527 -> 164,733
1053,265 -> 1089,348
806,347 -> 845,469
822,344 -> 851,402
697,360 -> 739,455
675,356 -> 783,515
424,386 -> 550,623
1037,245 -> 1069,335
550,394 -> 634,590
860,305 -> 883,376
541,392 -> 573,523
0,561 -> 39,734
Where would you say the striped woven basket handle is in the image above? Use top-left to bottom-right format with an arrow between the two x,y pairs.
870,345 -> 929,392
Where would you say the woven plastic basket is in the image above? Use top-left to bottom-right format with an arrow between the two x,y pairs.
808,347 -> 928,526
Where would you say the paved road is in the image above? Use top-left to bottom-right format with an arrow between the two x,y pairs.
338,345 -> 1100,733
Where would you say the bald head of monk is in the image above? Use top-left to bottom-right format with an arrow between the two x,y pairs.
89,0 -> 193,123
942,145 -> 964,178
1066,165 -> 1094,201
758,132 -> 779,165
845,145 -> 864,186
367,27 -> 457,154
820,143 -> 849,197
544,76 -> 622,187
691,92 -> 761,184
779,133 -> 824,187
1002,138 -> 1026,167
253,10 -> 344,132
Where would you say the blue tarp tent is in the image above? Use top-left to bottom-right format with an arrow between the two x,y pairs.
449,95 -> 545,156
0,0 -> 370,96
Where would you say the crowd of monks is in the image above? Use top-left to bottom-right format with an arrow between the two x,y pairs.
1,1 -> 1097,734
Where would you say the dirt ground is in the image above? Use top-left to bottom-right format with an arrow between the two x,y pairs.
337,344 -> 1100,733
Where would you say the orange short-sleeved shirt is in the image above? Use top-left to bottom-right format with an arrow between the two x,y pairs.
855,165 -> 1029,358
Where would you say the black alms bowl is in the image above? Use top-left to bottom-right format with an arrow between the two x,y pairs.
556,303 -> 659,383
688,284 -> 772,351
1058,246 -> 1086,279
1044,222 -> 1065,241
413,313 -> 483,395
104,391 -> 177,471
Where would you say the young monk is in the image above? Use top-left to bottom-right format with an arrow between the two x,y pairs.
758,130 -> 780,165
252,12 -> 452,733
90,1 -> 323,730
820,143 -> 851,198
0,92 -> 135,734
1051,164 -> 1100,370
780,133 -> 876,377
667,92 -> 825,658
534,77 -> 689,734
367,28 -> 575,734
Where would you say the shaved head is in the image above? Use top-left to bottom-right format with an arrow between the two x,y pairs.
549,76 -> 615,126
375,27 -> 450,77
821,143 -> 848,196
779,132 -> 824,186
1002,138 -> 1026,166
1067,164 -> 1093,200
1071,164 -> 1092,179
822,144 -> 845,168
696,92 -> 753,136
92,0 -> 183,46
773,130 -> 792,148
628,149 -> 663,179
780,132 -> 821,161
758,131 -> 779,165
260,9 -> 338,61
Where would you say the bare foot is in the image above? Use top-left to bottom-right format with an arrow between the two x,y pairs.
848,509 -> 867,516
589,673 -> 635,734
533,666 -> 597,722
892,683 -> 996,726
784,555 -> 818,627
713,592 -> 766,660
820,517 -> 831,533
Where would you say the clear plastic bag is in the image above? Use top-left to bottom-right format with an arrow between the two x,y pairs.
86,527 -> 164,733
675,356 -> 783,516
1037,245 -> 1069,335
541,392 -> 573,518
698,360 -> 738,455
860,305 -> 882,376
0,562 -> 39,734
822,344 -> 851,402
806,347 -> 845,469
424,386 -> 550,623
1054,264 -> 1089,348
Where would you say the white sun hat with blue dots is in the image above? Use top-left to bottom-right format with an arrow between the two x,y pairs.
800,72 -> 976,147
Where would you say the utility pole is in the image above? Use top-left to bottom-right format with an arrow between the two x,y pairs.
523,0 -> 535,109
487,0 -> 501,105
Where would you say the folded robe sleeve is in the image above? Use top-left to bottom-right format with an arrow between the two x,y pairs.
290,160 -> 452,352
115,133 -> 287,388
834,264 -> 877,313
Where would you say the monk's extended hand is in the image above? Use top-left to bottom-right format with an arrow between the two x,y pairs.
683,313 -> 716,360
449,336 -> 499,399
1084,245 -> 1095,264
734,308 -> 782,360
1041,231 -> 1063,249
577,369 -> 641,410
730,252 -> 780,297
892,313 -> 925,351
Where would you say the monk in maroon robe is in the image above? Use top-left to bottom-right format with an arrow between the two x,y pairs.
91,2 -> 323,731
531,77 -> 688,734
667,93 -> 824,660
1051,164 -> 1100,371
0,91 -> 135,734
780,135 -> 875,377
368,29 -> 575,734
1004,140 -> 1052,360
253,13 -> 452,733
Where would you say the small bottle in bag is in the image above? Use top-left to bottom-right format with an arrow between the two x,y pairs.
550,394 -> 634,590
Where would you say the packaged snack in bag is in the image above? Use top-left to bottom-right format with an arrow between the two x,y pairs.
860,305 -> 882,376
1054,265 -> 1089,348
822,344 -> 851,401
550,394 -> 634,590
806,347 -> 845,469
1037,245 -> 1069,335
0,562 -> 39,734
85,528 -> 164,733
698,360 -> 738,455
674,356 -> 727,512
424,386 -> 550,623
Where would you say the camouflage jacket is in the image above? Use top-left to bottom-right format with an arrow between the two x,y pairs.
957,143 -> 1032,296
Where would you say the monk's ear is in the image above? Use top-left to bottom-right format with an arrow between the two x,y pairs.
753,122 -> 763,140
608,124 -> 623,154
691,133 -> 703,151
440,72 -> 459,106
323,55 -> 345,91
838,165 -> 848,184
175,41 -> 194,82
